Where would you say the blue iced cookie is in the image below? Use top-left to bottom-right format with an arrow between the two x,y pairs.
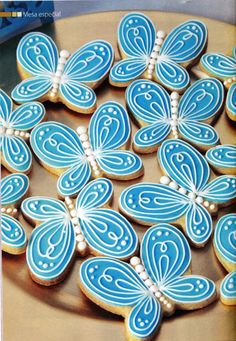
206,144 -> 236,175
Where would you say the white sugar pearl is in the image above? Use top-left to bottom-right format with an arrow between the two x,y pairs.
87,155 -> 95,162
91,160 -> 97,167
57,64 -> 64,71
70,209 -> 77,217
85,148 -> 93,156
92,165 -> 98,171
157,30 -> 166,39
170,92 -> 180,100
1,208 -> 6,212
172,114 -> 178,120
159,296 -> 165,302
160,175 -> 170,185
155,291 -> 162,298
148,63 -> 155,70
210,204 -> 216,211
14,130 -> 20,136
77,126 -> 87,135
68,204 -> 74,209
51,88 -> 58,94
179,187 -> 187,195
150,285 -> 158,293
171,107 -> 178,114
169,181 -> 178,190
20,131 -> 25,137
147,68 -> 153,75
6,128 -> 13,135
135,264 -> 144,273
171,100 -> 179,107
76,234 -> 84,242
60,49 -> 70,58
94,170 -> 100,176
166,303 -> 172,309
156,38 -> 164,45
196,196 -> 203,204
65,196 -> 72,205
79,134 -> 88,142
71,217 -> 79,225
6,208 -> 12,214
77,241 -> 87,252
25,132 -> 30,138
153,45 -> 160,52
144,279 -> 153,287
74,225 -> 81,234
13,208 -> 17,214
59,57 -> 67,64
55,70 -> 62,77
188,192 -> 196,200
140,271 -> 149,280
82,141 -> 90,149
150,51 -> 158,59
149,59 -> 155,65
203,201 -> 209,208
130,256 -> 141,267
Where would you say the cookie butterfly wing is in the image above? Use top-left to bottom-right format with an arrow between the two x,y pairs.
8,102 -> 46,130
141,224 -> 216,309
226,82 -> 236,119
126,80 -> 172,152
200,53 -> 236,81
75,179 -> 138,259
206,144 -> 236,171
80,257 -> 162,340
201,175 -> 236,203
159,139 -> 213,245
22,197 -> 76,284
1,215 -> 27,254
220,271 -> 236,303
89,102 -> 143,179
60,40 -> 114,113
178,78 -> 223,147
2,173 -> 29,205
0,88 -> 12,122
12,32 -> 58,102
156,20 -> 207,92
110,13 -> 156,86
30,122 -> 91,196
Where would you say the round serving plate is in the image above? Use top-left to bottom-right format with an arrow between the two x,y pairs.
2,10 -> 236,341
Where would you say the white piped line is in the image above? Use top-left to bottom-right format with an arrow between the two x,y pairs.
77,126 -> 101,177
147,30 -> 166,79
50,50 -> 70,97
64,196 -> 88,253
130,256 -> 174,314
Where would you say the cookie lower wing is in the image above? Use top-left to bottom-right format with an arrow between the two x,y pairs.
178,121 -> 219,147
27,219 -> 76,283
1,214 -> 27,254
201,175 -> 236,203
109,58 -> 147,86
11,77 -> 53,103
1,173 -> 29,205
162,275 -> 216,309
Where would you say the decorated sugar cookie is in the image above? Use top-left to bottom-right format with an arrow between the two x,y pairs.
79,224 -> 216,341
30,101 -> 143,197
11,32 -> 114,114
0,89 -> 45,173
109,12 -> 207,92
1,173 -> 29,254
213,214 -> 236,305
206,144 -> 236,175
126,78 -> 223,153
120,139 -> 236,247
199,47 -> 236,121
21,178 -> 138,285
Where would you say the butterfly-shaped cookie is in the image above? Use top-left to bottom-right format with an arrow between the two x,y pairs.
0,89 -> 45,173
21,178 -> 138,285
206,144 -> 236,175
1,173 -> 28,254
109,12 -> 207,92
126,78 -> 224,153
30,101 -> 143,197
79,224 -> 216,341
120,139 -> 236,247
11,32 -> 114,114
213,214 -> 236,305
200,47 -> 236,121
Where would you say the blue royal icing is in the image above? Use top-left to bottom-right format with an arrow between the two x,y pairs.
214,214 -> 236,272
0,89 -> 45,173
1,173 -> 29,253
226,82 -> 236,118
30,101 -> 143,197
126,78 -> 223,152
119,139 -> 236,246
110,13 -> 207,92
21,178 -> 138,283
206,144 -> 236,173
11,32 -> 114,113
220,271 -> 236,303
80,224 -> 216,340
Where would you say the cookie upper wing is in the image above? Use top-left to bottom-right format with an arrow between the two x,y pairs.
1,214 -> 27,254
0,89 -> 12,123
89,102 -> 143,179
2,173 -> 29,205
8,102 -> 46,130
